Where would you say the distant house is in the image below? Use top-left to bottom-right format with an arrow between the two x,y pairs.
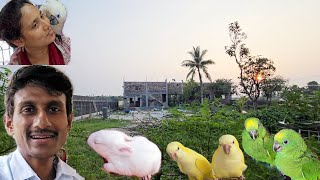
123,81 -> 183,109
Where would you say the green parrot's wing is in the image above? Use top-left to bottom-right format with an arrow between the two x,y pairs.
258,124 -> 267,138
242,129 -> 275,166
301,151 -> 320,180
262,133 -> 276,166
242,130 -> 254,155
195,157 -> 212,176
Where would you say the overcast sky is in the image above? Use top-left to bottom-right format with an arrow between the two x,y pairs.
1,0 -> 320,96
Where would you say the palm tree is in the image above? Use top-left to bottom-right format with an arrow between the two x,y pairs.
182,46 -> 215,104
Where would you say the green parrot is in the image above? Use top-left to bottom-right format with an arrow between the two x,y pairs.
242,117 -> 276,167
273,129 -> 320,180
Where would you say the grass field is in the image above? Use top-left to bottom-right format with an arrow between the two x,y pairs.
66,117 -> 285,180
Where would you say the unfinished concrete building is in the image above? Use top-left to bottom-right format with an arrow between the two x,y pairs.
123,81 -> 183,109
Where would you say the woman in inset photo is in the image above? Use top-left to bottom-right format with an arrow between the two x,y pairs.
0,0 -> 70,65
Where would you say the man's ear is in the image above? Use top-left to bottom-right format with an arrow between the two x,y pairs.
4,115 -> 14,136
66,113 -> 73,132
11,38 -> 25,48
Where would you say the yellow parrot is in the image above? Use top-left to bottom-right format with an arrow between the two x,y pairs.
211,135 -> 247,179
166,141 -> 216,180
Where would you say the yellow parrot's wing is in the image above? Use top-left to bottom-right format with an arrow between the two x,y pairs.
240,150 -> 247,172
177,162 -> 185,174
211,148 -> 219,164
195,157 -> 212,175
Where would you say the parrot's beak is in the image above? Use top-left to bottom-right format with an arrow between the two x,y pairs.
273,142 -> 282,152
249,130 -> 258,140
169,152 -> 177,160
49,15 -> 59,25
223,144 -> 231,155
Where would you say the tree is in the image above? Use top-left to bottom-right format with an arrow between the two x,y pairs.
225,21 -> 276,109
0,67 -> 11,114
261,76 -> 287,103
242,56 -> 276,108
306,81 -> 319,93
0,67 -> 13,155
182,46 -> 214,104
181,79 -> 200,104
207,79 -> 236,99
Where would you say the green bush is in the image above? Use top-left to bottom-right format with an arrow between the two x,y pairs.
249,104 -> 297,133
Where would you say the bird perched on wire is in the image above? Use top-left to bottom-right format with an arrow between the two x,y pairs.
273,129 -> 320,180
39,0 -> 67,41
211,134 -> 247,179
87,129 -> 161,180
166,141 -> 216,180
242,117 -> 276,167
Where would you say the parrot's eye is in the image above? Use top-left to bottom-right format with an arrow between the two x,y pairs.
177,147 -> 179,150
283,140 -> 288,144
232,141 -> 234,144
57,14 -> 60,18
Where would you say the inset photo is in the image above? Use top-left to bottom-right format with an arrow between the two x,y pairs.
0,0 -> 70,65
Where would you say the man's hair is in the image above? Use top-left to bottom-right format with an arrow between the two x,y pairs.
0,0 -> 33,48
5,65 -> 73,117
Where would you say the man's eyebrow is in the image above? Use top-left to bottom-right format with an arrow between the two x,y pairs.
47,100 -> 65,107
17,100 -> 35,107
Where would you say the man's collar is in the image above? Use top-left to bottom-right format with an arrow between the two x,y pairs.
11,149 -> 39,180
10,149 -> 82,180
55,157 -> 80,178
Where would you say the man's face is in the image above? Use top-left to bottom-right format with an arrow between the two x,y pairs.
4,85 -> 72,160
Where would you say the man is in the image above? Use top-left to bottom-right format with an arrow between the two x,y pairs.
0,65 -> 84,180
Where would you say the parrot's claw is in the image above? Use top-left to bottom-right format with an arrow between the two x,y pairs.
239,175 -> 245,180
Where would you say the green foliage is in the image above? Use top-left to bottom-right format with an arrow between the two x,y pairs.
235,96 -> 249,112
210,97 -> 222,114
0,67 -> 14,155
306,81 -> 320,93
261,76 -> 286,102
200,99 -> 211,120
181,79 -> 200,104
281,85 -> 320,122
207,79 -> 236,98
0,67 -> 11,94
167,107 -> 184,119
249,105 -> 296,133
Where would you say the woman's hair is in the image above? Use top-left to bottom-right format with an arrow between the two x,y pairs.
0,0 -> 33,48
5,65 -> 74,117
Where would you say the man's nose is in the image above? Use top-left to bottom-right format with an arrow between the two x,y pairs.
33,110 -> 52,129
